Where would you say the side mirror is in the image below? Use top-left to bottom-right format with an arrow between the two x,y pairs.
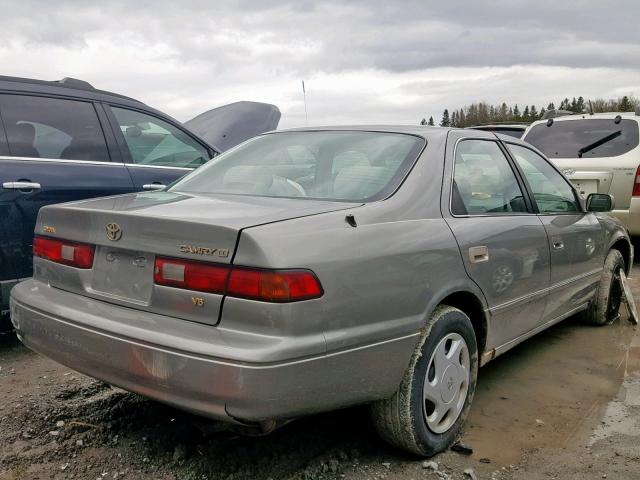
586,193 -> 615,212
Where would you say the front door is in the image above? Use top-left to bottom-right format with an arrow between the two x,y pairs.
0,93 -> 133,281
444,135 -> 551,348
506,143 -> 604,321
104,105 -> 213,190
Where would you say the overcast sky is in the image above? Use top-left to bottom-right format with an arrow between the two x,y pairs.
0,0 -> 638,128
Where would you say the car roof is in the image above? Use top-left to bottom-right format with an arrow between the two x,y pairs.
0,75 -> 173,121
273,124 -> 526,144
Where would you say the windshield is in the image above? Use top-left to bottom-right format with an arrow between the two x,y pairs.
524,119 -> 639,158
169,131 -> 425,202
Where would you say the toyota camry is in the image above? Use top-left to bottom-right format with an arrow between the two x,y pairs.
10,126 -> 632,456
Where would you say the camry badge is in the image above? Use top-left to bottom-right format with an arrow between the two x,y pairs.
106,223 -> 122,241
179,245 -> 230,258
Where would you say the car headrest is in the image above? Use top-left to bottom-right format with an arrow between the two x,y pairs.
333,166 -> 390,199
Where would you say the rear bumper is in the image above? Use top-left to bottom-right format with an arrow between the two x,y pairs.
10,280 -> 416,423
612,199 -> 640,235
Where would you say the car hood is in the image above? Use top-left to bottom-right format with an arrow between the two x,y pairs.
184,101 -> 281,152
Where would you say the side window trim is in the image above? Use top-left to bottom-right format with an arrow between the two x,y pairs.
0,93 -> 112,162
504,142 -> 585,215
449,137 -> 535,217
104,103 -> 213,169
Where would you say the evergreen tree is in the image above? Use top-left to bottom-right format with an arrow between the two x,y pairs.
428,116 -> 435,126
523,105 -> 530,121
420,118 -> 427,125
458,109 -> 466,127
575,96 -> 585,113
539,107 -> 546,119
570,97 -> 578,112
619,95 -> 633,112
499,102 -> 508,121
513,104 -> 520,120
547,102 -> 555,110
530,105 -> 538,120
450,111 -> 457,127
440,109 -> 450,127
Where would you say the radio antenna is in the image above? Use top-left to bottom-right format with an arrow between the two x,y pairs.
302,80 -> 308,125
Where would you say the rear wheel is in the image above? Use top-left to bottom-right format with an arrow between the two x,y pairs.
581,249 -> 625,326
371,305 -> 478,456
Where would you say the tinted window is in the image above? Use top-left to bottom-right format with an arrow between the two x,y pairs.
111,107 -> 210,169
452,140 -> 528,215
0,94 -> 109,161
508,144 -> 580,213
170,131 -> 424,202
524,119 -> 639,158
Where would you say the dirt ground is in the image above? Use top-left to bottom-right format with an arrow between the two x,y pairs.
1,276 -> 639,480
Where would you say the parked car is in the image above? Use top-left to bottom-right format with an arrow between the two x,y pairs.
0,75 -> 280,319
11,126 -> 631,456
522,109 -> 640,234
468,123 -> 528,138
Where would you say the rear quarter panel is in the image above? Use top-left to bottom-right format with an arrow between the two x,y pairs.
226,132 -> 486,359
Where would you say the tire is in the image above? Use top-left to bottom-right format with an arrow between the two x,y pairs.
581,249 -> 625,326
371,305 -> 478,456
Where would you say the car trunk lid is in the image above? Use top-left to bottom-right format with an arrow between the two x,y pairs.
550,160 -> 614,197
35,191 -> 356,324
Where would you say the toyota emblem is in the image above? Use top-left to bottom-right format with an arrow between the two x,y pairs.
105,223 -> 122,241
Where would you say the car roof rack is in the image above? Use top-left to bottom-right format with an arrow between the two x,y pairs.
0,75 -> 142,104
54,77 -> 95,91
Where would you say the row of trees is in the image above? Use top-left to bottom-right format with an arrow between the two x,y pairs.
420,95 -> 638,128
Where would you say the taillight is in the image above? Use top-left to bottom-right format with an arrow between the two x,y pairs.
154,256 -> 323,302
33,236 -> 95,269
227,268 -> 323,302
633,165 -> 640,197
154,257 -> 229,294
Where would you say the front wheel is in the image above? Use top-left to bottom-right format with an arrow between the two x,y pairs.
581,249 -> 625,326
371,305 -> 478,456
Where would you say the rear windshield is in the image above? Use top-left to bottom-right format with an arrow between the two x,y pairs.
170,131 -> 425,202
524,119 -> 639,158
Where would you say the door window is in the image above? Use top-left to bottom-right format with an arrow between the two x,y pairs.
0,94 -> 110,161
452,140 -> 528,215
110,107 -> 210,169
508,144 -> 580,214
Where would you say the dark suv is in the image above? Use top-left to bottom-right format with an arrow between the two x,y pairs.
0,76 -> 279,318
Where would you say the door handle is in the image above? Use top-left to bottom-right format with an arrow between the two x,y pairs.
142,184 -> 166,191
2,181 -> 41,190
469,245 -> 489,263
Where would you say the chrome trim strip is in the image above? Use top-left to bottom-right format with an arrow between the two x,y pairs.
490,267 -> 602,313
0,155 -> 122,167
0,155 -> 195,171
124,163 -> 192,171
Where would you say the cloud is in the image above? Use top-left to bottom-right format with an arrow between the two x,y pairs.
0,0 -> 637,127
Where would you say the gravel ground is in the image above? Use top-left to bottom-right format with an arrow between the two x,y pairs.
1,276 -> 639,480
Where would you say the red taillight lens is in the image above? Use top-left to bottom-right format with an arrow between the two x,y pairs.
633,165 -> 640,197
153,257 -> 323,302
154,257 -> 229,294
228,268 -> 323,302
33,236 -> 95,269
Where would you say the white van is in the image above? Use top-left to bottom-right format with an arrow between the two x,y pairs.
523,109 -> 640,234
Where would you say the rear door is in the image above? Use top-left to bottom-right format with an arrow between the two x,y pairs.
443,133 -> 551,347
506,143 -> 604,321
0,93 -> 133,280
104,105 -> 214,190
